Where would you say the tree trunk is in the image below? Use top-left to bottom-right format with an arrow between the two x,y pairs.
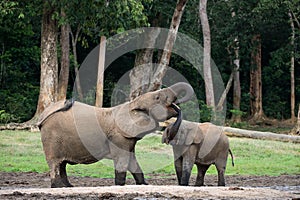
289,11 -> 295,121
291,104 -> 300,135
57,9 -> 70,101
249,34 -> 265,123
216,67 -> 235,111
148,0 -> 188,91
70,25 -> 83,101
232,65 -> 241,122
129,31 -> 159,100
199,0 -> 215,110
130,49 -> 154,100
95,36 -> 106,107
231,12 -> 241,123
129,0 -> 187,96
34,1 -> 58,118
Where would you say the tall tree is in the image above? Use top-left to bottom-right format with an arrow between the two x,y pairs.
57,9 -> 70,101
289,10 -> 296,122
199,0 -> 215,110
249,34 -> 265,122
149,0 -> 188,91
34,0 -> 58,118
231,36 -> 241,122
231,11 -> 241,123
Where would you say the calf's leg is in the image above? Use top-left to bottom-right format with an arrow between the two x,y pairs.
195,164 -> 210,186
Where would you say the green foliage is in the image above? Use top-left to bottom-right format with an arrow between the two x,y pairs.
0,110 -> 18,124
0,0 -> 41,122
230,109 -> 246,118
0,0 -> 299,122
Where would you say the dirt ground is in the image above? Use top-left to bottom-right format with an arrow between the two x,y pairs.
0,172 -> 299,199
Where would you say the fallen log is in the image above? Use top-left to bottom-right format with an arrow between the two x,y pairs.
224,126 -> 300,143
0,123 -> 39,132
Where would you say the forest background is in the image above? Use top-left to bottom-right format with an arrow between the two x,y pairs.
0,0 -> 299,129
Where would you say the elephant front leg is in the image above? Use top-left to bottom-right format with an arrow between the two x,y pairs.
128,153 -> 148,185
180,158 -> 194,186
113,155 -> 130,186
180,147 -> 196,186
114,170 -> 127,186
174,157 -> 183,185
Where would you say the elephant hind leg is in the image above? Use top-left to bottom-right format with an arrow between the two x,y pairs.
60,161 -> 73,187
195,164 -> 210,186
215,164 -> 226,186
49,160 -> 73,188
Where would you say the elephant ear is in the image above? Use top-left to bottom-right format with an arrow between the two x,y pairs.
114,103 -> 158,138
171,121 -> 203,145
183,121 -> 204,145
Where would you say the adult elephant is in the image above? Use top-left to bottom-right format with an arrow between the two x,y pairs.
37,82 -> 193,188
162,104 -> 234,186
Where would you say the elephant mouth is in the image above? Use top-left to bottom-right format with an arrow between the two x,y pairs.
166,102 -> 181,117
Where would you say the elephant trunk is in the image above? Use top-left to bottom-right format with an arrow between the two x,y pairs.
169,82 -> 194,104
167,103 -> 182,142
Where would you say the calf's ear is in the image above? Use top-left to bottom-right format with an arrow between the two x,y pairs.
179,122 -> 203,145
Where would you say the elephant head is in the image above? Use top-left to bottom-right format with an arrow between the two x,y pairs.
115,82 -> 194,139
162,103 -> 182,144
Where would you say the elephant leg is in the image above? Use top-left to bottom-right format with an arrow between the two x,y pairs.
60,161 -> 73,187
215,154 -> 228,186
49,160 -> 72,188
128,153 -> 147,185
180,146 -> 197,186
215,162 -> 226,186
114,170 -> 127,186
174,157 -> 183,185
180,158 -> 194,186
216,166 -> 226,186
195,164 -> 210,186
112,151 -> 131,185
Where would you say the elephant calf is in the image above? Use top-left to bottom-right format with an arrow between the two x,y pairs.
162,104 -> 234,186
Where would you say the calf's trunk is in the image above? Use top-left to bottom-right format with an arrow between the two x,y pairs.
168,103 -> 182,142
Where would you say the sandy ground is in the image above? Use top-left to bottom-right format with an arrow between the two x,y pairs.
0,172 -> 299,199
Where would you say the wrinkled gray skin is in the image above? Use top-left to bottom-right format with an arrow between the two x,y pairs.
37,82 -> 194,188
162,112 -> 234,186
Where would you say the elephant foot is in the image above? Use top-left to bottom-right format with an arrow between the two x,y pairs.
179,183 -> 189,186
136,181 -> 148,185
51,179 -> 73,188
132,173 -> 148,185
115,171 -> 126,186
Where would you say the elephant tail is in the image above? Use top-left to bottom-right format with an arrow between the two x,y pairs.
228,149 -> 234,167
37,98 -> 75,129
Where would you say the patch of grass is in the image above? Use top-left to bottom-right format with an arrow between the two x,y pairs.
0,131 -> 299,178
